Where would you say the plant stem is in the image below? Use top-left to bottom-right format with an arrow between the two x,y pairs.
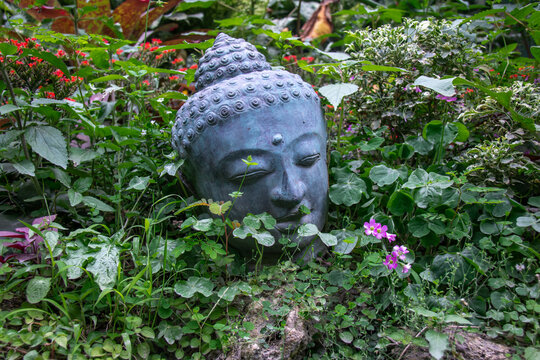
336,100 -> 345,151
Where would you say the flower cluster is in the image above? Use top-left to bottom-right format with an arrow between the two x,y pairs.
283,55 -> 315,63
364,218 -> 412,273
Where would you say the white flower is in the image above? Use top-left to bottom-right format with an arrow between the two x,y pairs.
515,263 -> 525,272
141,129 -> 147,136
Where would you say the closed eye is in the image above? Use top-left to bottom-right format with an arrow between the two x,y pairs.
229,169 -> 272,183
297,153 -> 320,167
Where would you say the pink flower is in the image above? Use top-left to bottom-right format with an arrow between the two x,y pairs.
384,252 -> 398,270
392,245 -> 409,260
374,225 -> 388,240
386,233 -> 396,242
435,94 -> 457,102
364,219 -> 380,236
402,264 -> 411,273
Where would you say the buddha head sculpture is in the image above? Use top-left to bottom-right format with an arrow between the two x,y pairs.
171,33 -> 328,262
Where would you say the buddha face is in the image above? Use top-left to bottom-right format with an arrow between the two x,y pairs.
187,101 -> 328,260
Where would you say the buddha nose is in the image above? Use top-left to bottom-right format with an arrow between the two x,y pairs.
270,170 -> 306,209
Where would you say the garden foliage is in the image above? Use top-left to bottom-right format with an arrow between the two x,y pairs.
0,0 -> 539,359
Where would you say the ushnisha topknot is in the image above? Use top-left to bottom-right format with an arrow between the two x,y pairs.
171,33 -> 320,159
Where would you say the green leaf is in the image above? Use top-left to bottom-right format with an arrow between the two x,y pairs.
91,74 -> 126,83
452,122 -> 469,142
531,46 -> 540,62
175,0 -> 216,11
174,276 -> 214,298
408,216 -> 430,238
70,147 -> 101,164
64,244 -> 91,279
387,190 -> 414,216
362,64 -> 406,72
52,168 -> 71,188
0,104 -> 21,115
12,160 -> 35,176
26,276 -> 51,304
329,173 -> 366,206
154,91 -> 188,100
82,196 -> 114,212
25,126 -> 68,169
339,331 -> 354,344
54,335 -> 68,349
359,137 -> 384,151
425,330 -> 448,360
68,189 -> 83,206
444,315 -> 471,325
127,176 -> 150,191
413,76 -> 456,97
0,43 -> 18,55
217,286 -> 239,302
369,165 -> 399,187
73,177 -> 92,193
316,50 -> 351,61
157,39 -> 215,52
422,121 -> 457,145
405,136 -> 433,155
90,49 -> 109,69
253,231 -> 275,247
297,224 -> 319,237
318,232 -> 338,246
87,242 -> 120,290
318,83 -> 359,109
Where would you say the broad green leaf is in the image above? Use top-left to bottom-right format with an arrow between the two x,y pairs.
369,165 -> 399,187
425,330 -> 448,360
174,276 -> 214,298
452,122 -> 469,142
444,315 -> 471,325
90,49 -> 109,69
0,43 -> 18,55
87,242 -> 120,290
64,244 -> 91,279
319,83 -> 359,109
339,331 -> 354,344
531,46 -> 540,62
82,196 -> 114,212
44,231 -> 59,251
154,91 -> 188,100
329,173 -> 366,206
405,136 -> 433,155
54,335 -> 68,349
217,286 -> 239,302
387,190 -> 414,216
411,307 -> 439,318
91,74 -> 126,83
26,276 -> 51,304
25,126 -> 68,169
13,160 -> 35,176
70,147 -> 101,164
318,232 -> 338,246
73,177 -> 92,193
0,104 -> 21,115
127,176 -> 150,191
331,229 -> 358,255
253,231 -> 275,247
360,137 -> 384,151
362,64 -> 406,72
316,50 -> 351,61
422,121 -> 458,145
68,189 -> 83,206
52,168 -> 71,188
297,224 -> 319,237
413,76 -> 456,97
175,0 -> 216,12
0,130 -> 23,147
408,216 -> 430,238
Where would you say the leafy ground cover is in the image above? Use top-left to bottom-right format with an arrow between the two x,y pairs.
0,0 -> 539,359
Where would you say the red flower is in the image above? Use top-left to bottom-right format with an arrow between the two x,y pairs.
75,50 -> 87,57
65,97 -> 75,102
56,49 -> 66,57
53,69 -> 64,77
172,57 -> 184,65
152,38 -> 162,44
142,80 -> 150,86
81,60 -> 89,66
45,91 -> 55,99
179,67 -> 187,72
189,64 -> 198,70
156,54 -> 164,60
116,49 -> 123,55
169,75 -> 179,81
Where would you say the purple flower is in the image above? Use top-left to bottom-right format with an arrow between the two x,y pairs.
402,264 -> 411,273
473,68 -> 479,72
364,219 -> 380,236
435,94 -> 457,102
374,225 -> 388,240
414,86 -> 422,93
392,245 -> 409,260
515,263 -> 525,272
384,252 -> 398,270
386,233 -> 396,242
349,75 -> 356,81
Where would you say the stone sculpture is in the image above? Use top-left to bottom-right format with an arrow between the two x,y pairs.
171,33 -> 328,262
